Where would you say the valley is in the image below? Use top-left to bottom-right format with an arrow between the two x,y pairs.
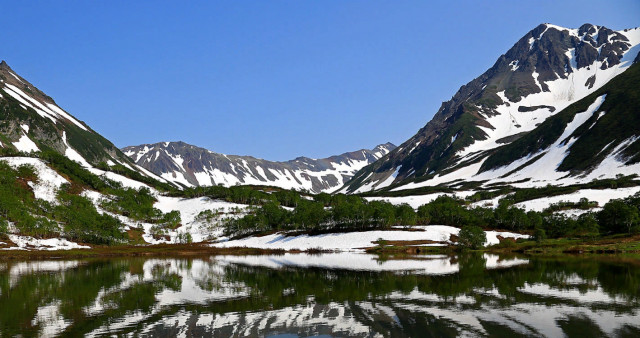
1,23 -> 640,257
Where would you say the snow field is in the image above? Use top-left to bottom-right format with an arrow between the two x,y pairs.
212,225 -> 528,252
6,235 -> 90,250
154,196 -> 250,243
513,186 -> 640,212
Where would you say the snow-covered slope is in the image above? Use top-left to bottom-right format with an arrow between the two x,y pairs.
123,141 -> 395,193
393,60 -> 640,191
343,23 -> 640,193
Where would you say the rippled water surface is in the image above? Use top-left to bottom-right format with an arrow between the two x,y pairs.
1,253 -> 639,337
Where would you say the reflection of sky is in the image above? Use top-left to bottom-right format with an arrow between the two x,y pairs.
3,255 -> 640,337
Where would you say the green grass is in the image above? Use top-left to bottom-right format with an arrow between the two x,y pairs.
0,243 -> 287,259
487,234 -> 640,255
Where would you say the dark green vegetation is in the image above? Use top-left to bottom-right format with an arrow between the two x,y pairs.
458,225 -> 487,249
217,186 -> 640,243
220,193 -> 425,237
0,152 -> 181,245
0,161 -> 58,239
1,254 -> 639,337
172,184 -> 311,207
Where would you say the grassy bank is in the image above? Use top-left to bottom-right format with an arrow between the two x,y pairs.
365,234 -> 640,256
0,243 -> 288,260
489,234 -> 640,255
2,234 -> 639,260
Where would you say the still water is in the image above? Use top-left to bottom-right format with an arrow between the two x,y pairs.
0,253 -> 639,337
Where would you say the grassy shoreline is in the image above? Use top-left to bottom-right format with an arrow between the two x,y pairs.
1,234 -> 639,260
0,243 -> 291,260
366,234 -> 640,256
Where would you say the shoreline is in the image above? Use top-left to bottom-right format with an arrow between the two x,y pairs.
1,235 -> 639,260
0,243 -> 292,260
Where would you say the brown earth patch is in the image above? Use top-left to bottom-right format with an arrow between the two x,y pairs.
378,239 -> 447,246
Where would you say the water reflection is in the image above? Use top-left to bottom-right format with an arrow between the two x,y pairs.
0,253 -> 639,337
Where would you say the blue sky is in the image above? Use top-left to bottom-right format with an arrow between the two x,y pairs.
3,1 -> 639,160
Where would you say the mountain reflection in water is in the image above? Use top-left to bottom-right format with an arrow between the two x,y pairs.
0,253 -> 639,337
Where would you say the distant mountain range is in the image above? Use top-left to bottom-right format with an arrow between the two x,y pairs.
123,141 -> 395,193
341,23 -> 640,193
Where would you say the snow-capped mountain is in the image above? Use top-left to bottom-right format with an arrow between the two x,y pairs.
342,23 -> 640,193
0,60 -> 154,176
123,141 -> 396,193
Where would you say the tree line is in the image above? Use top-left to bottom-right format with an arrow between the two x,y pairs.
218,192 -> 640,240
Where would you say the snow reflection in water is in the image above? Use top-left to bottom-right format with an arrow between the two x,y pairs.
1,253 -> 639,337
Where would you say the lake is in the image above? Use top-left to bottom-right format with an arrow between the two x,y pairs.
1,253 -> 639,337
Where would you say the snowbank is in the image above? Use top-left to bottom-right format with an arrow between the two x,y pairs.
4,235 -> 90,250
212,225 -> 528,252
513,186 -> 640,212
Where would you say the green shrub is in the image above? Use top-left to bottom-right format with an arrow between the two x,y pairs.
55,191 -> 127,245
395,204 -> 416,226
176,232 -> 193,244
533,227 -> 547,243
458,225 -> 486,250
0,218 -> 7,235
597,200 -> 639,234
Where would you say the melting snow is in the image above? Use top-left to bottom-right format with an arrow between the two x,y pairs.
5,235 -> 90,251
0,157 -> 68,203
12,134 -> 39,153
213,225 -> 527,251
62,131 -> 91,167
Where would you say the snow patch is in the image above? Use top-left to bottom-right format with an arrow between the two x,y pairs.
0,157 -> 68,203
5,235 -> 90,251
12,134 -> 39,153
213,225 -> 527,251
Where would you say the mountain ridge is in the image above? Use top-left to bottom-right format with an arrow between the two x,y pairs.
123,141 -> 396,193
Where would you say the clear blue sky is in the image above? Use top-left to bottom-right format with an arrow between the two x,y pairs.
3,1 -> 638,160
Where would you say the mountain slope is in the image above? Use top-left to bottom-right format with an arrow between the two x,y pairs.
472,61 -> 640,185
123,141 -> 396,193
0,60 -> 163,181
342,23 -> 640,193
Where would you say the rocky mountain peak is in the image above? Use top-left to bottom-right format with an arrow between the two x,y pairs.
342,23 -> 640,194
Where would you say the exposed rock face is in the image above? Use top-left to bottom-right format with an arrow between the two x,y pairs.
342,23 -> 640,193
123,141 -> 396,193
